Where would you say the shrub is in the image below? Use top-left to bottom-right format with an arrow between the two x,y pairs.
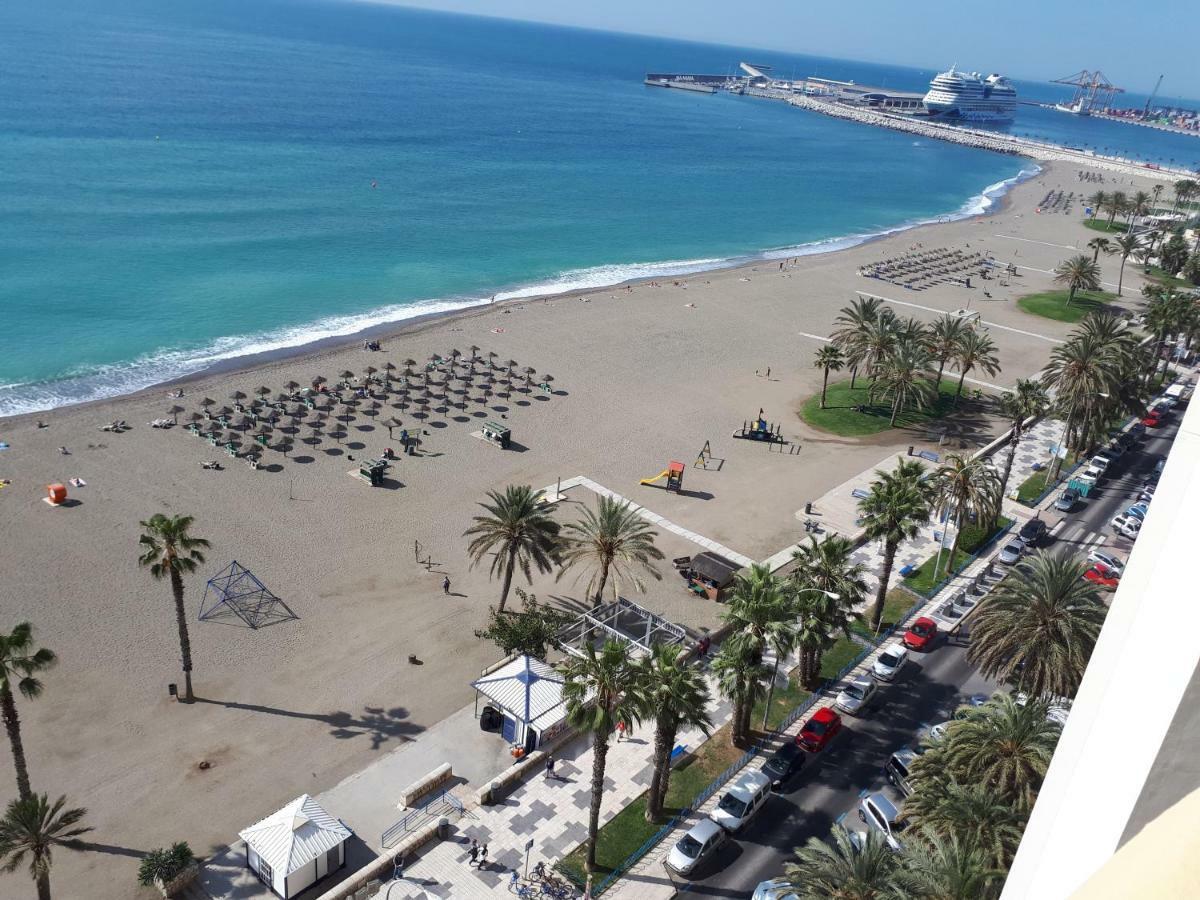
138,842 -> 195,886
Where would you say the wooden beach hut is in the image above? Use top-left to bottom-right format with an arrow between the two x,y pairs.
686,551 -> 743,601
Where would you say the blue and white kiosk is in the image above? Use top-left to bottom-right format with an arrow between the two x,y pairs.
471,655 -> 570,753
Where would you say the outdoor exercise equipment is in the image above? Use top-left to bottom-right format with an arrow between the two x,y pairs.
640,460 -> 684,492
199,560 -> 297,629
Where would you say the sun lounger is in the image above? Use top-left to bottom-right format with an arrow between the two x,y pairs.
851,487 -> 870,500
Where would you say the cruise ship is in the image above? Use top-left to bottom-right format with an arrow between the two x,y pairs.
923,67 -> 1017,122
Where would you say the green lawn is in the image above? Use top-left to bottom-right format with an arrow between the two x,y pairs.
756,671 -> 812,732
902,517 -> 1013,595
820,636 -> 868,681
1083,218 -> 1129,233
852,587 -> 922,639
1016,453 -> 1081,504
801,377 -> 967,437
1146,265 -> 1196,290
1017,290 -> 1117,323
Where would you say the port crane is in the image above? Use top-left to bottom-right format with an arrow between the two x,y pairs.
1052,70 -> 1125,115
1142,74 -> 1164,120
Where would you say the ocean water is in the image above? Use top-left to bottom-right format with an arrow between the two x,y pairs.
0,1 -> 1189,416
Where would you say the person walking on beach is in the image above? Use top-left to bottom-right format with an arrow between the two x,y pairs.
545,754 -> 555,780
468,839 -> 479,867
442,576 -> 451,595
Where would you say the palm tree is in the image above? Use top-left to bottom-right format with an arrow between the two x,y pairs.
1041,330 -> 1131,476
720,565 -> 796,742
929,454 -> 1001,580
1053,255 -> 1102,306
790,536 -> 867,686
0,793 -> 91,900
857,317 -> 898,383
784,828 -> 898,900
1171,178 -> 1196,213
1086,236 -> 1112,264
639,644 -> 712,822
927,315 -> 969,386
556,497 -> 662,603
711,639 -> 769,748
563,640 -> 645,879
1111,233 -> 1142,296
896,826 -> 1003,897
814,345 -> 845,409
1129,190 -> 1151,223
903,777 -> 1026,871
0,625 -> 56,802
1085,190 -> 1107,220
1143,289 -> 1189,383
1104,190 -> 1128,227
950,329 -> 1000,403
868,342 -> 937,426
137,514 -> 210,703
967,552 -> 1107,700
994,379 -> 1049,503
858,460 -> 931,633
831,297 -> 886,389
464,485 -> 561,613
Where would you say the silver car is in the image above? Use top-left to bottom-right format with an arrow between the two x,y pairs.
666,817 -> 726,875
835,677 -> 878,717
997,540 -> 1023,565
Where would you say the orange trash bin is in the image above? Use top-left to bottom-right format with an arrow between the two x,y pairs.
46,483 -> 67,505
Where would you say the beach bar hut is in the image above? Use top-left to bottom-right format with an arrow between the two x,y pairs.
471,655 -> 570,753
239,794 -> 351,899
687,551 -> 743,601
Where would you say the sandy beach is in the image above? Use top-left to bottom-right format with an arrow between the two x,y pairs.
0,160 -> 1166,898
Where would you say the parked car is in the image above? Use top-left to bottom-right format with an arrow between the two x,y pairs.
710,769 -> 771,833
1078,464 -> 1105,485
836,677 -> 879,717
1103,442 -> 1126,460
872,643 -> 908,682
903,616 -> 938,651
762,741 -> 806,790
667,817 -> 727,875
1110,514 -> 1142,540
858,791 -> 907,851
1155,395 -> 1178,410
796,707 -> 843,752
1054,488 -> 1080,512
1139,484 -> 1156,504
884,747 -> 922,797
927,721 -> 952,743
752,879 -> 799,900
997,539 -> 1024,565
1083,563 -> 1120,589
1018,517 -> 1048,546
1086,549 -> 1125,575
1126,501 -> 1149,519
1116,431 -> 1138,450
1128,422 -> 1147,440
1142,409 -> 1165,428
1090,451 -> 1116,470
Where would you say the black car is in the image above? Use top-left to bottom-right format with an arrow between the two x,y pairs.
762,741 -> 806,789
1017,517 -> 1048,547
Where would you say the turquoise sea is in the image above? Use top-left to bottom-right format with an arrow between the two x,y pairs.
1,0 -> 1192,416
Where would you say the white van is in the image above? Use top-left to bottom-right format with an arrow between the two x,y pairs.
709,769 -> 772,833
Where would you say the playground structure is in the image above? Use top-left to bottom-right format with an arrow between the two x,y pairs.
640,460 -> 685,492
734,409 -> 785,444
199,560 -> 298,629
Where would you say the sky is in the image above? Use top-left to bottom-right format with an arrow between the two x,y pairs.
365,0 -> 1199,99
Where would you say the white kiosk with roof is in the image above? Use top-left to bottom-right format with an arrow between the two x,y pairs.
239,794 -> 351,898
471,655 -> 570,752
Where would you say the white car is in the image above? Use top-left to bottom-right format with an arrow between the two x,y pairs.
872,643 -> 908,682
1110,514 -> 1142,540
1086,550 -> 1125,575
752,878 -> 799,900
1078,464 -> 1104,485
835,677 -> 878,717
927,721 -> 951,742
666,817 -> 726,875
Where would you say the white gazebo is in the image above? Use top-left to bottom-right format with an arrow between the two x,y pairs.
239,794 -> 351,899
472,655 -> 572,751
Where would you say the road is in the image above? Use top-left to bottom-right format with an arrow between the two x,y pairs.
669,409 -> 1184,899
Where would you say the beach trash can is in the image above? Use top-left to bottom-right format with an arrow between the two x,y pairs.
46,483 -> 67,505
437,817 -> 450,839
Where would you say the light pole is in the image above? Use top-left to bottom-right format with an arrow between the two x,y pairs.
762,587 -> 840,729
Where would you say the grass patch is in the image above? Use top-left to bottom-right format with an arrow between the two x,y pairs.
852,587 -> 922,639
557,721 -> 748,890
800,377 -> 966,437
1145,265 -> 1195,290
754,670 -> 812,732
820,636 -> 868,681
1015,453 -> 1081,504
1017,290 -> 1117,323
902,517 -> 1013,595
1083,218 -> 1129,233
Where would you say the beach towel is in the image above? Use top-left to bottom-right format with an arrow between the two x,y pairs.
69,477 -> 87,487
0,442 -> 9,450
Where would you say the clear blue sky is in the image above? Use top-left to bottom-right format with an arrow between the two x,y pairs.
368,0 -> 1198,98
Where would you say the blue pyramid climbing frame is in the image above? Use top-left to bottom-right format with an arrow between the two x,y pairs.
199,560 -> 297,629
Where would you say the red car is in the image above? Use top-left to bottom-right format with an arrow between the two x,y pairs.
1142,410 -> 1164,427
903,616 -> 938,651
796,706 -> 842,752
1083,563 -> 1120,589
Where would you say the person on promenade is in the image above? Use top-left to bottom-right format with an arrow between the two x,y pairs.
616,720 -> 626,742
545,754 -> 555,779
468,840 -> 479,867
443,576 -> 451,594
479,844 -> 489,869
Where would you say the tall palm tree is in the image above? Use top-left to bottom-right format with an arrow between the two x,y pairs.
1104,190 -> 1128,227
1085,190 -> 1107,220
896,826 -> 1003,897
967,552 -> 1107,700
137,514 -> 210,704
1129,190 -> 1151,222
1171,178 -> 1196,214
1053,255 -> 1102,306
1143,288 -> 1189,383
1111,233 -> 1142,296
903,768 -> 1026,870
790,536 -> 868,686
927,315 -> 969,387
995,379 -> 1049,503
711,639 -> 769,748
562,640 -> 645,880
464,485 -> 561,613
950,329 -> 1000,403
858,460 -> 931,633
0,793 -> 91,900
857,317 -> 898,383
1086,236 -> 1112,264
868,342 -> 937,426
1041,331 -> 1127,478
557,497 -> 663,602
929,454 -> 1001,580
831,297 -> 886,389
639,644 -> 712,822
784,828 -> 898,900
0,625 -> 55,803
813,345 -> 845,409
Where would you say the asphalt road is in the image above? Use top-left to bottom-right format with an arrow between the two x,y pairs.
667,409 -> 1185,899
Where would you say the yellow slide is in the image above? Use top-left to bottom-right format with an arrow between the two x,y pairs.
640,469 -> 671,486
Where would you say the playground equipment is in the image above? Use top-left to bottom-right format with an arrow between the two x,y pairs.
199,560 -> 298,629
640,460 -> 685,492
734,409 -> 784,444
45,483 -> 68,506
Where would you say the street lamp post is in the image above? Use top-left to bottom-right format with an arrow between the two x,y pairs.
761,587 -> 840,729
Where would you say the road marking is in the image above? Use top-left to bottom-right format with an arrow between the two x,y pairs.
993,233 -> 1080,251
1014,264 -> 1120,290
795,330 -> 1008,392
856,291 -> 1066,345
